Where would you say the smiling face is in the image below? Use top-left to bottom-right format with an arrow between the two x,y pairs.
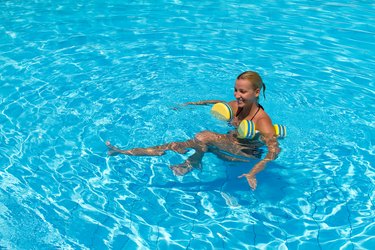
234,78 -> 260,107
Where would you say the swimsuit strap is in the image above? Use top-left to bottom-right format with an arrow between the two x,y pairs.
249,105 -> 261,121
235,104 -> 262,120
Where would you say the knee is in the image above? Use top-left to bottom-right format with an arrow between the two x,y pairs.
195,130 -> 216,143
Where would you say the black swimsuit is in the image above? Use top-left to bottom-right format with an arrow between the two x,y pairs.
235,104 -> 264,121
222,104 -> 266,159
234,104 -> 265,156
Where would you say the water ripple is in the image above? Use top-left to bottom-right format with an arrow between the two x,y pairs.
1,0 -> 374,249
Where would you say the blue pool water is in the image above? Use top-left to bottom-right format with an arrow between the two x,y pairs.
1,0 -> 374,249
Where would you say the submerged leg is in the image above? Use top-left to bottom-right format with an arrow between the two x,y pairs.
106,141 -> 165,156
168,133 -> 215,176
195,130 -> 261,158
106,140 -> 196,156
169,143 -> 251,176
169,130 -> 257,176
170,149 -> 205,176
209,147 -> 250,162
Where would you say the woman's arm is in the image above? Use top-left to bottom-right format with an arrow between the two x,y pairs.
182,100 -> 224,106
238,117 -> 281,190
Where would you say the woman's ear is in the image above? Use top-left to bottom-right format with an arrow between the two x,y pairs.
255,88 -> 260,97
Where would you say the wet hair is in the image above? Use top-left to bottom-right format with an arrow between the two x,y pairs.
236,71 -> 266,99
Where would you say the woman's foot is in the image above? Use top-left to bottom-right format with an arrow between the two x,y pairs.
170,161 -> 194,176
106,141 -> 126,156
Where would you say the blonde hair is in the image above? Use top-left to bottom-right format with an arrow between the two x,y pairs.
237,71 -> 266,99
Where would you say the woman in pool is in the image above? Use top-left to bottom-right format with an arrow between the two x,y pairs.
106,71 -> 280,190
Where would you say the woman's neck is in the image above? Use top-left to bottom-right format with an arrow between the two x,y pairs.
236,102 -> 259,120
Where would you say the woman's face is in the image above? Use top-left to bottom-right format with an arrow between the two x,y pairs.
234,79 -> 260,107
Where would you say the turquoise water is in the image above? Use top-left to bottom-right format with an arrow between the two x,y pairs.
1,0 -> 374,249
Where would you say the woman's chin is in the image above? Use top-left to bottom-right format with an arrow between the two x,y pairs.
237,102 -> 245,107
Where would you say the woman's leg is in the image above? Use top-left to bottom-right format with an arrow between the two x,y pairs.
169,131 -> 254,176
106,139 -> 201,156
170,149 -> 205,176
106,130 -> 234,157
194,130 -> 260,158
106,130 -> 259,176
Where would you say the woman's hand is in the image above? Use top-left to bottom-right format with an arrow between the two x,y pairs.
238,173 -> 257,190
239,159 -> 270,190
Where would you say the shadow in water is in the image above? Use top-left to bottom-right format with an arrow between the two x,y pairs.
149,160 -> 290,204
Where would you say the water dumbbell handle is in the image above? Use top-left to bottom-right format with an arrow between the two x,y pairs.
237,120 -> 287,139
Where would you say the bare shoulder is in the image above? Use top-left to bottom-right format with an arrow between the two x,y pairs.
227,100 -> 238,110
255,111 -> 274,135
